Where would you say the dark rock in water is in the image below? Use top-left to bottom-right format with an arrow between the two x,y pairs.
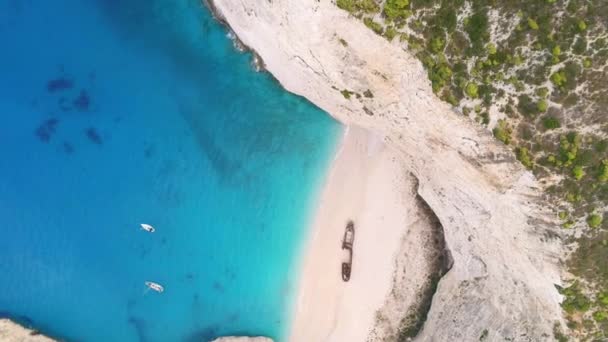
34,118 -> 59,142
85,127 -> 102,145
62,142 -> 74,154
47,77 -> 73,92
73,90 -> 90,111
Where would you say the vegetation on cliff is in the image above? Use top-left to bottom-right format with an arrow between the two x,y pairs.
335,0 -> 608,339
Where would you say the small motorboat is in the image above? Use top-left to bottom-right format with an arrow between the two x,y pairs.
145,281 -> 164,293
140,223 -> 155,233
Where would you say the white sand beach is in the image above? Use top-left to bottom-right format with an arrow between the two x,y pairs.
290,126 -> 414,341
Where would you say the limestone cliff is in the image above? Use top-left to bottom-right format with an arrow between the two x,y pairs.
208,0 -> 566,340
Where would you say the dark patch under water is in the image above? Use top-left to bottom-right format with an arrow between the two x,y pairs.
73,89 -> 90,111
212,281 -> 224,293
185,325 -> 219,342
85,127 -> 102,145
144,144 -> 155,158
62,142 -> 74,154
58,97 -> 72,112
34,118 -> 59,142
128,317 -> 148,342
46,77 -> 73,93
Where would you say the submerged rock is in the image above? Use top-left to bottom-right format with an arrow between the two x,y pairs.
34,118 -> 59,143
46,77 -> 73,93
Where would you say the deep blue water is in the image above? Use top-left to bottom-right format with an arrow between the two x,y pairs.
0,1 -> 339,341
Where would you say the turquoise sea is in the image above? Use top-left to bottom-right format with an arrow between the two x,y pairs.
0,1 -> 340,341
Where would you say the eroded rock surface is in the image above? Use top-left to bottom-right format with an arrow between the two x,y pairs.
0,320 -> 54,342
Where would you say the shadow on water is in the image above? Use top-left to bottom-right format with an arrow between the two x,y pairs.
93,0 -> 219,80
128,316 -> 149,342
176,101 -> 245,184
184,324 -> 220,342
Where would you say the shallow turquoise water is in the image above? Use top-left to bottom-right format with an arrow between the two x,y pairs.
0,1 -> 340,341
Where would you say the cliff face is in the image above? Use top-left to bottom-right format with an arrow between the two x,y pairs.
209,0 -> 565,340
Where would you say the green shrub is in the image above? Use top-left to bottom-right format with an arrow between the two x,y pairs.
578,20 -> 587,31
537,99 -> 548,112
583,58 -> 592,68
428,63 -> 452,93
593,311 -> 607,322
518,94 -> 539,117
573,166 -> 585,180
465,83 -> 479,98
340,89 -> 354,99
587,214 -> 603,228
337,0 -> 355,12
543,116 -> 560,129
560,282 -> 591,313
465,11 -> 489,55
599,160 -> 608,182
551,71 -> 567,87
528,18 -> 539,30
559,133 -> 580,167
516,147 -> 534,169
430,36 -> 445,53
598,292 -> 608,306
337,0 -> 380,13
364,18 -> 384,34
384,0 -> 409,21
537,87 -> 549,98
493,120 -> 511,144
487,43 -> 497,55
385,26 -> 398,41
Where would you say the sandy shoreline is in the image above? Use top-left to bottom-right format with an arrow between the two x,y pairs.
290,125 -> 414,341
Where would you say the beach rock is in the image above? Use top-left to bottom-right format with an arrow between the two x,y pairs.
210,337 -> 273,342
209,0 -> 565,341
0,320 -> 54,342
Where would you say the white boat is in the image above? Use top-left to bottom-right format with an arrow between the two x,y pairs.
140,223 -> 155,233
145,281 -> 164,293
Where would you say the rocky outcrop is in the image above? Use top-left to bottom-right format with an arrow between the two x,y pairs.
0,320 -> 54,342
209,0 -> 566,340
211,337 -> 273,342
